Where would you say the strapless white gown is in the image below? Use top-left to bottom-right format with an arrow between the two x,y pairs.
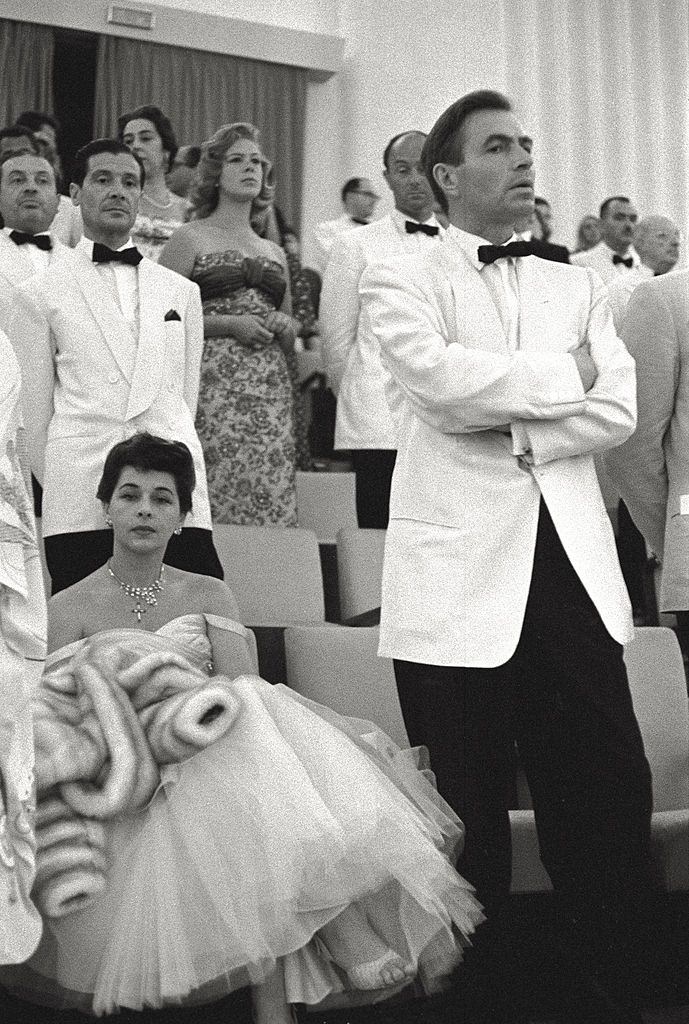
12,615 -> 482,1015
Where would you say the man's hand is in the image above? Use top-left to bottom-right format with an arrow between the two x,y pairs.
570,343 -> 597,392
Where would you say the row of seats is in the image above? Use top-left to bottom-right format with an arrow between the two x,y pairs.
212,523 -> 689,893
212,522 -> 382,626
283,623 -> 689,894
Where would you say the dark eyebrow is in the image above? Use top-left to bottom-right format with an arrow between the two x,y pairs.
483,133 -> 533,149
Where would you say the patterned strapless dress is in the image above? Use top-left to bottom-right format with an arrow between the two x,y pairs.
192,250 -> 298,525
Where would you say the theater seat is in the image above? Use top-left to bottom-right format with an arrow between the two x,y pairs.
283,623 -> 409,748
336,527 -> 386,623
295,471 -> 357,544
212,524 -> 325,627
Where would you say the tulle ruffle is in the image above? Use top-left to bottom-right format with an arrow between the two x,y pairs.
15,628 -> 483,1015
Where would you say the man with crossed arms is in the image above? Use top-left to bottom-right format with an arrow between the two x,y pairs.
360,90 -> 654,1023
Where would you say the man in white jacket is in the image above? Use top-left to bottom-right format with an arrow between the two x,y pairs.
361,90 -> 653,1023
321,131 -> 444,526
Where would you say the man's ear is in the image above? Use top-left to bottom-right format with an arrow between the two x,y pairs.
433,163 -> 458,200
382,168 -> 392,193
69,182 -> 81,208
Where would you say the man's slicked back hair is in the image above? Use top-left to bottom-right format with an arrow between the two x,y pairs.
421,90 -> 512,209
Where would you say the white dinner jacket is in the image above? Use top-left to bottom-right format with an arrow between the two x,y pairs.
605,269 -> 689,612
360,230 -> 636,667
321,211 -> 443,450
10,248 -> 211,538
309,213 -> 365,276
0,230 -> 69,334
570,240 -> 640,286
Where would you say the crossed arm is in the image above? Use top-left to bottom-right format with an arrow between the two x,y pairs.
359,259 -> 635,464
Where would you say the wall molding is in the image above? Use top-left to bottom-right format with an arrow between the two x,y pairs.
4,1 -> 343,78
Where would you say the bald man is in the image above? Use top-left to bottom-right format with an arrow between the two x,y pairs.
321,132 -> 445,528
607,215 -> 681,331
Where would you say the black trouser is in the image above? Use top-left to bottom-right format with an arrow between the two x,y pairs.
351,448 -> 396,529
616,499 -> 647,618
394,502 -> 655,1021
45,528 -> 223,595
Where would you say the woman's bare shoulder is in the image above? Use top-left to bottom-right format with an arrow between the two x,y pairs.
164,568 -> 241,619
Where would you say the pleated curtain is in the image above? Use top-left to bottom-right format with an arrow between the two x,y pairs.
499,0 -> 689,244
0,18 -> 54,128
94,35 -> 308,231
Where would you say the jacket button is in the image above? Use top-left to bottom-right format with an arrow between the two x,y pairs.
109,373 -> 119,384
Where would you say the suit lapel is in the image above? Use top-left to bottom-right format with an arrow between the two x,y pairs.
0,234 -> 35,287
440,244 -> 508,353
73,257 -> 137,382
125,258 -> 166,420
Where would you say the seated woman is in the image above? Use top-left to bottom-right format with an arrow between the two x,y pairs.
19,432 -> 482,1022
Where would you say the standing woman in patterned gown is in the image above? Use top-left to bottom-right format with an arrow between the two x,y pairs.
159,124 -> 298,525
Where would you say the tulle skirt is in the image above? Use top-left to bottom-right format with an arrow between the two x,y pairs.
13,676 -> 483,1015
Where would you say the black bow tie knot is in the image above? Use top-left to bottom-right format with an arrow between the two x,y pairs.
612,254 -> 634,269
405,220 -> 439,237
92,243 -> 143,266
477,240 -> 540,265
9,230 -> 52,251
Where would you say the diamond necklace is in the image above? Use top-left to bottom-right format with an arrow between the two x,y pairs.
107,559 -> 165,622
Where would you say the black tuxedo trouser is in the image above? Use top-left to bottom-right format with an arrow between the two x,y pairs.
45,528 -> 223,595
351,448 -> 396,529
394,501 -> 655,1021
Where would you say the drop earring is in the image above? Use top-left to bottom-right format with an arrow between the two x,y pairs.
105,517 -> 113,528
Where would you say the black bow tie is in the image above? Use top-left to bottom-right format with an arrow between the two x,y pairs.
405,220 -> 439,237
92,243 -> 143,266
612,254 -> 634,268
9,230 -> 52,251
477,240 -> 540,265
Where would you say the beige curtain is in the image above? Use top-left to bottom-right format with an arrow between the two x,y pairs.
94,35 -> 307,231
0,19 -> 54,128
500,0 -> 689,246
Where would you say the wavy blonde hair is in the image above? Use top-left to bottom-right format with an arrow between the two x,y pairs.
190,122 -> 275,228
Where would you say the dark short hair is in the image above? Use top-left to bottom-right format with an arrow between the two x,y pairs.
117,105 -> 178,167
341,177 -> 367,202
97,433 -> 195,513
0,125 -> 39,151
16,110 -> 60,135
599,196 -> 631,219
382,131 -> 427,170
421,90 -> 512,209
71,138 -> 145,187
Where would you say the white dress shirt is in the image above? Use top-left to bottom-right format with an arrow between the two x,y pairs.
570,240 -> 640,286
75,236 -> 139,335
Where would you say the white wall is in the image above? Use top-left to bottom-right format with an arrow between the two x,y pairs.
301,0 -> 689,262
